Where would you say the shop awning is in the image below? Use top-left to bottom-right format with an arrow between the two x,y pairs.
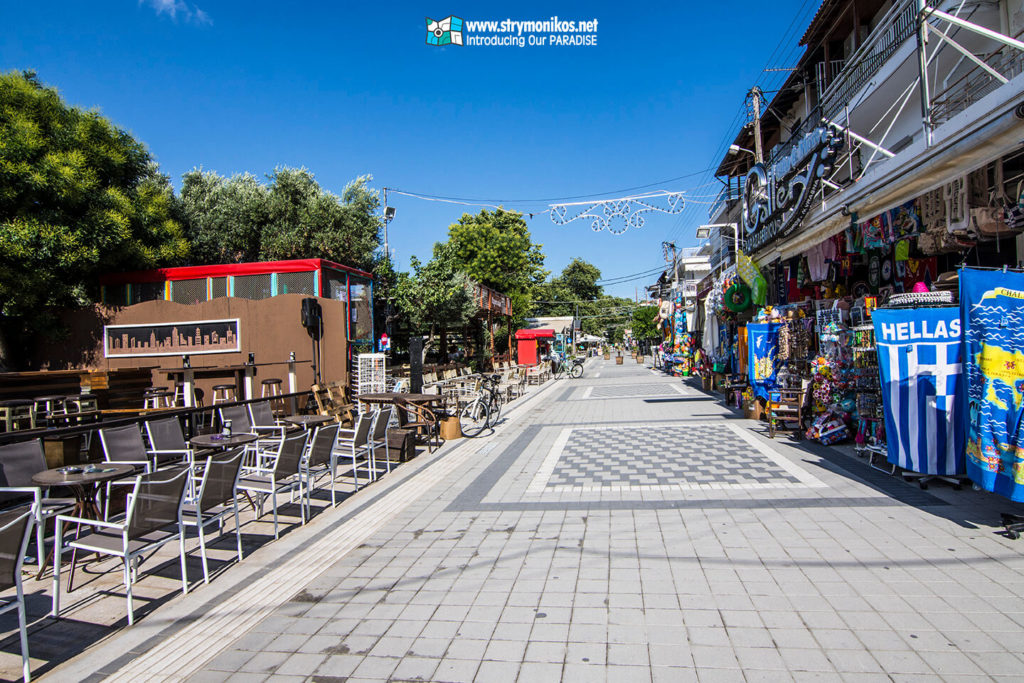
514,328 -> 555,340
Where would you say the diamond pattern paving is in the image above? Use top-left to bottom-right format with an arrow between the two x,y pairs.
588,383 -> 681,399
547,424 -> 802,488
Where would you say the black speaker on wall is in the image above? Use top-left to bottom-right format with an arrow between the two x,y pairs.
301,297 -> 322,339
409,336 -> 423,394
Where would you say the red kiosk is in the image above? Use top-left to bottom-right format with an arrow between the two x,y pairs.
514,328 -> 555,366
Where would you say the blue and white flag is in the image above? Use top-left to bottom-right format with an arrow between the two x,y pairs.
873,307 -> 965,475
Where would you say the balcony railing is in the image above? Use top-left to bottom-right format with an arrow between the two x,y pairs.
820,0 -> 922,119
707,179 -> 744,220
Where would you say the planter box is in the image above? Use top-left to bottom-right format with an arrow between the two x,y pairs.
603,354 -> 611,360
636,356 -> 644,363
615,357 -> 624,365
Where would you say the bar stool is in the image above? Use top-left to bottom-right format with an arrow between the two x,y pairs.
33,395 -> 67,428
172,381 -> 198,407
0,399 -> 35,432
158,390 -> 176,408
261,378 -> 283,397
211,384 -> 237,405
143,387 -> 168,410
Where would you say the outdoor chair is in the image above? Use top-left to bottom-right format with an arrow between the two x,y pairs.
301,423 -> 340,508
0,439 -> 74,571
335,412 -> 374,492
368,406 -> 394,477
249,400 -> 292,433
237,431 -> 308,539
183,448 -> 245,584
99,425 -> 158,519
144,417 -> 195,470
52,467 -> 191,625
0,505 -> 35,681
219,404 -> 280,470
394,398 -> 440,453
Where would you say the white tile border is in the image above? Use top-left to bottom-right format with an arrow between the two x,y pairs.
724,422 -> 827,488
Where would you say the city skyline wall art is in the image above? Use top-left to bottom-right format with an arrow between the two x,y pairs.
104,319 -> 242,358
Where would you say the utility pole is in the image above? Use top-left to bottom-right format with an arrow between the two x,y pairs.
914,0 -> 933,148
750,87 -> 765,164
382,187 -> 389,262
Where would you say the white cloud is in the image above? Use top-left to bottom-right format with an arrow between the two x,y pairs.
141,0 -> 212,26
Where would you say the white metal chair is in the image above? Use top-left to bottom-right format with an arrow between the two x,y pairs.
237,432 -> 308,539
0,439 -> 73,571
368,406 -> 393,476
334,412 -> 374,492
301,423 -> 341,509
183,448 -> 246,584
52,467 -> 191,625
0,505 -> 35,681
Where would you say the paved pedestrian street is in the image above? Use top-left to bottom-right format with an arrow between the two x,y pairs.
47,358 -> 1024,682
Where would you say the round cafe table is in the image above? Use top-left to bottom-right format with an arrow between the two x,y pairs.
356,393 -> 445,406
32,463 -> 137,520
189,433 -> 258,450
283,415 -> 334,429
32,462 -> 137,578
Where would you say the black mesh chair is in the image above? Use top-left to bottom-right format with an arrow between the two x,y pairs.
0,506 -> 35,681
143,417 -> 194,470
301,423 -> 340,509
52,467 -> 190,625
335,412 -> 374,491
0,439 -> 73,571
237,431 -> 308,539
368,406 -> 394,477
183,448 -> 246,584
99,425 -> 154,519
248,401 -> 289,435
219,404 -> 280,471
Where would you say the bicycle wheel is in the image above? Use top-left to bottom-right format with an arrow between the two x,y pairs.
459,399 -> 491,437
488,392 -> 502,425
570,363 -> 583,379
552,365 -> 563,380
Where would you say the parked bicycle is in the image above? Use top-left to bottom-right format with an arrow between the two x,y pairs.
552,356 -> 585,379
458,374 -> 504,437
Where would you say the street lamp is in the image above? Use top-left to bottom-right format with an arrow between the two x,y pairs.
728,144 -> 756,157
698,223 -> 741,267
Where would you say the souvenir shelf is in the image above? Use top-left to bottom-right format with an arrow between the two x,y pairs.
851,324 -> 889,472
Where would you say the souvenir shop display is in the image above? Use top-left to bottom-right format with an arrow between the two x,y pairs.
961,267 -> 1024,501
873,304 -> 965,485
851,322 -> 887,470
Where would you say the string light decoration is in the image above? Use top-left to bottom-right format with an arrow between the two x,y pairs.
548,191 -> 685,234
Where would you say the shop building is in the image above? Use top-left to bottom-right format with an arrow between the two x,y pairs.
690,0 -> 1024,506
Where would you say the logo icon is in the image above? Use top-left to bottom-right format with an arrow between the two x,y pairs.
426,16 -> 463,46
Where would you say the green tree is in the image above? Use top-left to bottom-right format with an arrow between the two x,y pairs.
179,168 -> 382,271
393,242 -> 476,358
447,208 -> 546,321
631,304 -> 659,341
560,258 -> 602,301
0,70 -> 188,362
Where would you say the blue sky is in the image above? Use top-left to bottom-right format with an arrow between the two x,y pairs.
4,0 -> 813,298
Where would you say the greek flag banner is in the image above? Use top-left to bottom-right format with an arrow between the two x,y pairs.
961,268 -> 1024,501
873,307 -> 964,475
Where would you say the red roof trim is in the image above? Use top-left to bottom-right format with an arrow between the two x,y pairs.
99,258 -> 373,285
515,328 -> 556,340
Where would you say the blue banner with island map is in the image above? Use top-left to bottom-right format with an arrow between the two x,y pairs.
962,268 -> 1024,501
873,307 -> 964,475
747,323 -> 781,400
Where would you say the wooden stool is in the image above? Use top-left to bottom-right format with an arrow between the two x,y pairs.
212,384 -> 237,405
0,399 -> 35,432
34,395 -> 67,427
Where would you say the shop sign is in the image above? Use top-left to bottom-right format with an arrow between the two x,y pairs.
742,125 -> 844,252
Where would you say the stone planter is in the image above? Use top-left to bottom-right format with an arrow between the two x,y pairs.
615,356 -> 624,365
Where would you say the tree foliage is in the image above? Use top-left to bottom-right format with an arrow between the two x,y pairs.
0,70 -> 188,353
179,168 -> 381,271
631,304 -> 660,341
447,208 -> 546,320
392,242 -> 475,338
